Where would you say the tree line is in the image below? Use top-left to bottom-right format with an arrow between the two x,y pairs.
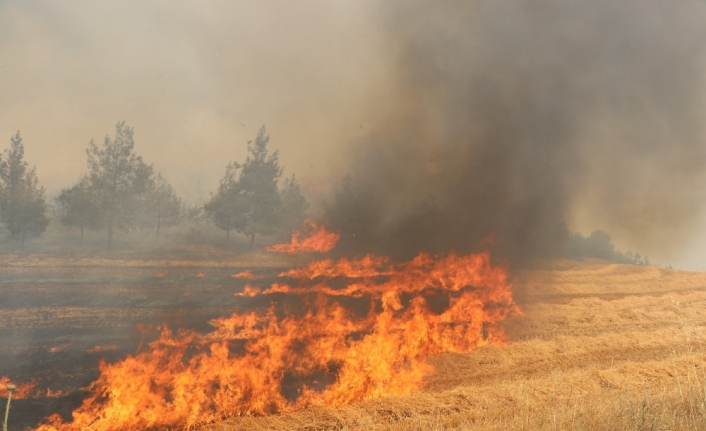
0,122 -> 308,248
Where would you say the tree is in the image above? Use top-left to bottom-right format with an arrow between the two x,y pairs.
564,230 -> 650,266
204,162 -> 245,243
238,126 -> 283,248
55,175 -> 103,241
278,174 -> 309,240
86,121 -> 154,246
205,126 -> 283,248
0,132 -> 50,246
145,173 -> 182,240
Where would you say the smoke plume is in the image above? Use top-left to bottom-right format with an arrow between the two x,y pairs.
327,0 -> 706,265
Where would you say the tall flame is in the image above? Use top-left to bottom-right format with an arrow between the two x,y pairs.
36,251 -> 518,431
266,221 -> 340,254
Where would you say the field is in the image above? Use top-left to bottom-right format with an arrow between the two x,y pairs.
0,247 -> 299,430
2,250 -> 706,431
209,259 -> 706,431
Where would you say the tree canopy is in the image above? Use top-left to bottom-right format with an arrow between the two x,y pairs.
145,173 -> 182,240
55,175 -> 103,240
279,174 -> 309,241
205,126 -> 305,248
54,121 -> 182,245
0,132 -> 50,246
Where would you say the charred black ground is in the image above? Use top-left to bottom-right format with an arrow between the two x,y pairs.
0,264 -> 284,430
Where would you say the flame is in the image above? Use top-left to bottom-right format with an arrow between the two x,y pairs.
48,341 -> 73,353
232,270 -> 259,279
1,377 -> 37,399
35,251 -> 518,431
195,272 -> 205,278
267,221 -> 340,254
235,283 -> 261,297
88,344 -> 117,354
46,388 -> 70,398
1,377 -> 73,400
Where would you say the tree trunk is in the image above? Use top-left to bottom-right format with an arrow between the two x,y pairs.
156,200 -> 161,241
249,232 -> 255,250
108,224 -> 113,249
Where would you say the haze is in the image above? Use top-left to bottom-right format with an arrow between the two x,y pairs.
1,0 -> 706,269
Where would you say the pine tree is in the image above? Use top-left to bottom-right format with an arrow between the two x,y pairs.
238,126 -> 283,248
205,126 -> 283,247
146,173 -> 182,240
204,162 -> 246,243
55,176 -> 103,241
86,121 -> 154,247
279,174 -> 309,240
0,132 -> 50,247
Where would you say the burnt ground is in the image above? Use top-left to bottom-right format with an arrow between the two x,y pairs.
0,263 -> 286,430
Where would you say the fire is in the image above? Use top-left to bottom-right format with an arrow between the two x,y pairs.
48,341 -> 73,353
46,388 -> 70,398
35,251 -> 518,431
1,377 -> 36,399
266,221 -> 340,254
234,283 -> 261,297
88,344 -> 117,354
232,270 -> 259,279
0,377 -> 66,399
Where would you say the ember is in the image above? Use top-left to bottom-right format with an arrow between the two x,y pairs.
34,251 -> 517,431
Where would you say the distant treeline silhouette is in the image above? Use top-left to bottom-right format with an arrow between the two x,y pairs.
0,123 -> 651,265
0,122 -> 308,249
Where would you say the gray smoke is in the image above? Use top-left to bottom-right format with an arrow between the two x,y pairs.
328,0 -> 706,265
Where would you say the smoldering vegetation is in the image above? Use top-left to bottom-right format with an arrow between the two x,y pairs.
323,0 -> 706,266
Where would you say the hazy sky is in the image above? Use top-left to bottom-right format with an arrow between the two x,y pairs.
2,1 -> 706,269
0,1 -> 392,201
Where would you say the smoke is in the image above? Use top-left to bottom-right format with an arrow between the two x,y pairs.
326,0 -> 706,265
1,1 -> 706,264
0,1 -> 384,202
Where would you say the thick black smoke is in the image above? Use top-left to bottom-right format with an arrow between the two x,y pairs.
326,0 -> 706,266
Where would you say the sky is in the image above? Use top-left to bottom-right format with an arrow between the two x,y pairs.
0,0 -> 391,201
2,0 -> 706,269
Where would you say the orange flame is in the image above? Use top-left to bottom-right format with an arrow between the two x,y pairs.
88,344 -> 117,354
232,270 -> 259,279
48,341 -> 73,353
0,376 -> 37,399
46,388 -> 70,398
35,251 -> 518,431
235,283 -> 261,297
267,221 -> 340,254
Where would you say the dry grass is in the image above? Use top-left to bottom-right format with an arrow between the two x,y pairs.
202,259 -> 706,431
